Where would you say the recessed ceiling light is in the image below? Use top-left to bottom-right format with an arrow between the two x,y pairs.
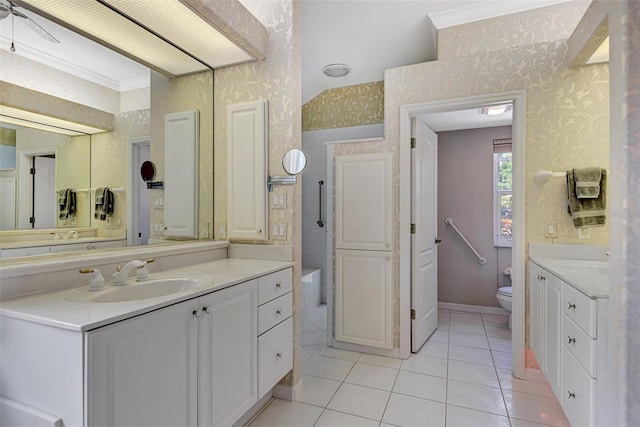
322,63 -> 351,78
479,104 -> 512,116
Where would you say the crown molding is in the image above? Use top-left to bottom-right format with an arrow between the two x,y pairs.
428,0 -> 574,29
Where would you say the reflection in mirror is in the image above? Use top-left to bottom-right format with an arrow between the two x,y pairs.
282,148 -> 307,175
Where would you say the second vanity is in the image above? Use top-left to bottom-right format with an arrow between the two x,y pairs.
0,242 -> 294,427
528,244 -> 610,427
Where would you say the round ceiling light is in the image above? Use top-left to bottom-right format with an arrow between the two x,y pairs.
322,63 -> 351,78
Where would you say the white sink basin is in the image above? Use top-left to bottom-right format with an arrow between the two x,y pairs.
556,260 -> 609,276
66,274 -> 211,303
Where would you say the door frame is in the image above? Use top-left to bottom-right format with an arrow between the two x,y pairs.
17,147 -> 57,229
399,91 -> 526,379
127,137 -> 151,246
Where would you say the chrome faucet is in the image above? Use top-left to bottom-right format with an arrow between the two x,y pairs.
112,260 -> 146,285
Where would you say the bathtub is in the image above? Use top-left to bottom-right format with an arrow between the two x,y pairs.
302,267 -> 322,312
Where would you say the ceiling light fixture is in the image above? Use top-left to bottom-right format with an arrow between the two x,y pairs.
479,104 -> 512,116
322,63 -> 351,78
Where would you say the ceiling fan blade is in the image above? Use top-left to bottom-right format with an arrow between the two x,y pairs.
13,8 -> 60,43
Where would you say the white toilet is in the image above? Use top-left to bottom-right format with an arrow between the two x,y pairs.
496,267 -> 512,329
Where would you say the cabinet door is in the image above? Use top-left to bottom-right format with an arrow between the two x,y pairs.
544,274 -> 562,398
227,100 -> 268,241
529,262 -> 545,366
335,153 -> 393,251
335,249 -> 393,349
199,280 -> 258,427
164,110 -> 199,239
86,299 -> 199,427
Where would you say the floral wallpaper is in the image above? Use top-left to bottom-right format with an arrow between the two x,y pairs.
302,81 -> 384,131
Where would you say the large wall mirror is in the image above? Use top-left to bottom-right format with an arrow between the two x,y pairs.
0,1 -> 214,253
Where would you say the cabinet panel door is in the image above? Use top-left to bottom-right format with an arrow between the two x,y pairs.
86,299 -> 199,427
258,317 -> 293,398
164,110 -> 199,238
199,280 -> 258,427
335,249 -> 393,349
335,153 -> 393,251
544,274 -> 562,398
227,100 -> 268,241
529,262 -> 545,366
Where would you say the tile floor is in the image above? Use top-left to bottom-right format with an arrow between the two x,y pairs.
248,308 -> 571,427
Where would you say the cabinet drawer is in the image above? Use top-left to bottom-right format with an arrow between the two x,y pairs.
563,314 -> 597,377
258,292 -> 292,335
1,246 -> 50,258
258,268 -> 292,305
562,282 -> 597,338
562,347 -> 596,427
258,317 -> 293,398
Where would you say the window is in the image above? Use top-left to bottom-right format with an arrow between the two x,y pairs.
493,139 -> 512,247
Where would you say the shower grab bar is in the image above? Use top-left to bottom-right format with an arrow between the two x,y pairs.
317,181 -> 324,228
444,217 -> 486,265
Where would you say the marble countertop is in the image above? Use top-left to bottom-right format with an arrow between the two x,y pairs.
1,236 -> 124,250
0,258 -> 293,332
530,257 -> 609,298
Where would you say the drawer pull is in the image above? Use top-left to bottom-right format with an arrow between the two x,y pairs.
276,309 -> 282,316
202,305 -> 211,314
276,282 -> 281,289
276,352 -> 282,359
568,302 -> 576,310
192,309 -> 201,318
568,391 -> 576,399
568,336 -> 576,344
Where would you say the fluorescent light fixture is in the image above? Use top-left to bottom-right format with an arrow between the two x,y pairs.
322,63 -> 351,78
0,105 -> 107,135
585,35 -> 609,65
480,104 -> 512,116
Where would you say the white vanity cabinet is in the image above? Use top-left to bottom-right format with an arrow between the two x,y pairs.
0,267 -> 293,427
528,262 -> 546,364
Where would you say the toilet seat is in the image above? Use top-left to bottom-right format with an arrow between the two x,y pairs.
497,286 -> 512,297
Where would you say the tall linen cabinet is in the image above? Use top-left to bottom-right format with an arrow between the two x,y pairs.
334,152 -> 394,350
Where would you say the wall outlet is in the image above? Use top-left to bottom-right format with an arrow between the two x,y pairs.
544,220 -> 557,238
216,223 -> 226,239
271,222 -> 287,240
200,223 -> 209,238
272,192 -> 287,209
578,227 -> 591,239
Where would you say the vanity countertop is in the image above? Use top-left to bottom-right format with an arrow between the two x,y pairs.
0,236 -> 124,250
530,257 -> 609,298
0,258 -> 294,332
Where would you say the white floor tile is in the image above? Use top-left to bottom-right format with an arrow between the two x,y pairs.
401,354 -> 448,378
488,336 -> 512,352
491,350 -> 512,370
302,331 -> 327,347
485,325 -> 512,339
345,363 -> 399,391
427,330 -> 449,344
496,368 -> 555,397
327,383 -> 390,421
296,375 -> 341,407
503,389 -> 571,426
446,379 -> 507,416
392,370 -> 446,403
358,353 -> 403,369
249,399 -> 322,427
302,320 -> 320,334
417,340 -> 448,359
447,360 -> 500,388
449,322 -> 486,336
449,332 -> 489,349
314,409 -> 379,427
449,312 -> 483,324
448,345 -> 494,366
510,418 -> 557,427
382,393 -> 446,427
301,355 -> 355,381
319,347 -> 361,361
445,405 -> 510,427
482,314 -> 510,328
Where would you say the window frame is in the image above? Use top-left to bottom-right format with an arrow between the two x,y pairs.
493,152 -> 513,248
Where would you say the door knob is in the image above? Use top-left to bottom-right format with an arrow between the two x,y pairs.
435,239 -> 442,244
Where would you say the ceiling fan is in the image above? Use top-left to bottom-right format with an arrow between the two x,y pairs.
0,0 -> 59,52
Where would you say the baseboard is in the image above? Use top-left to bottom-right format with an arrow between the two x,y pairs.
233,392 -> 273,427
438,302 -> 509,316
273,379 -> 303,402
331,341 -> 401,358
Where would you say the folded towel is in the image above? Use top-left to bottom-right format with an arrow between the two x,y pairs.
58,189 -> 70,220
574,167 -> 602,199
567,169 -> 607,228
68,190 -> 77,217
95,187 -> 115,220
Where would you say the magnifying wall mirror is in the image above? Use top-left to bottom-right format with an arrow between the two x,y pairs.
282,148 -> 307,175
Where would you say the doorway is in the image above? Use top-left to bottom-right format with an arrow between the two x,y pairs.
128,138 -> 151,246
399,91 -> 526,379
17,148 -> 57,229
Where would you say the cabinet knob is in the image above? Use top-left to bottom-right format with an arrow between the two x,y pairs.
192,309 -> 201,318
386,256 -> 390,260
276,309 -> 282,316
568,336 -> 576,344
276,352 -> 282,359
203,305 -> 211,314
567,391 -> 576,399
276,282 -> 281,289
568,302 -> 576,310
257,229 -> 262,234
386,243 -> 390,247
